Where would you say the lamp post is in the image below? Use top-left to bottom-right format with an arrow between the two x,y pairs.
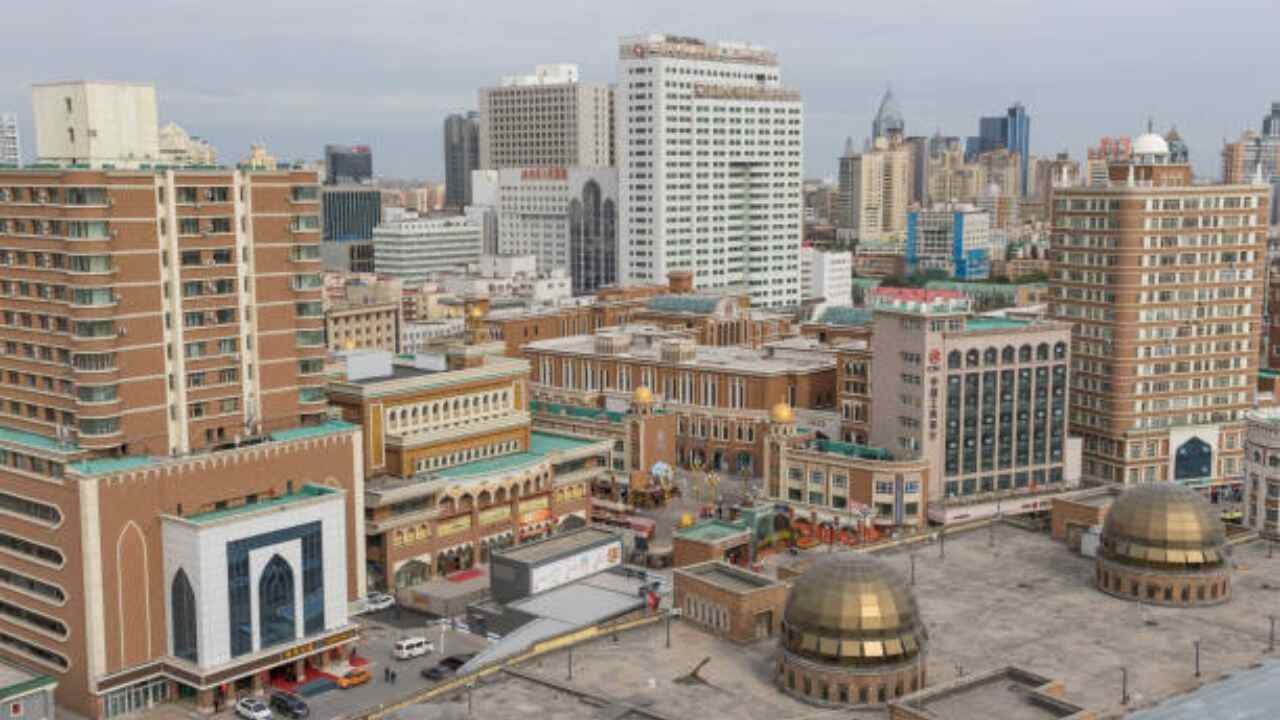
1121,667 -> 1129,705
1194,640 -> 1201,678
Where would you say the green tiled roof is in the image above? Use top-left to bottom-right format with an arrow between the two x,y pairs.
436,431 -> 600,480
814,438 -> 893,461
185,485 -> 337,524
675,520 -> 749,542
816,306 -> 873,327
69,455 -> 156,476
270,419 -> 358,442
0,426 -> 74,453
532,400 -> 626,423
0,673 -> 55,702
646,295 -> 721,314
965,317 -> 1031,332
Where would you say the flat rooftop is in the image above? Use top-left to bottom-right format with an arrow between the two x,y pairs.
525,326 -> 833,374
182,485 -> 337,524
495,527 -> 619,565
1128,659 -> 1280,719
677,562 -> 780,593
898,667 -> 1088,720
435,431 -> 601,480
345,364 -> 441,384
0,659 -> 53,700
426,528 -> 1280,719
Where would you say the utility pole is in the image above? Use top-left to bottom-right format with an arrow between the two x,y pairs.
1121,667 -> 1129,705
910,552 -> 917,586
1194,640 -> 1201,678
1270,615 -> 1276,653
568,646 -> 574,681
667,609 -> 672,648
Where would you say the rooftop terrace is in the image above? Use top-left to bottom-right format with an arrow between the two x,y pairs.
434,431 -> 602,480
811,437 -> 894,461
674,519 -> 751,543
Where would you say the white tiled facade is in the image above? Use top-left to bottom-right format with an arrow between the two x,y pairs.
160,490 -> 350,670
616,34 -> 804,308
0,113 -> 18,167
487,167 -> 618,275
801,247 -> 853,308
373,212 -> 483,283
32,82 -> 159,167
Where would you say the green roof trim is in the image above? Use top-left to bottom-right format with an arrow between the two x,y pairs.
185,485 -> 337,524
646,295 -> 721,314
1261,369 -> 1280,379
965,317 -> 1032,332
69,455 -> 156,476
0,674 -> 56,702
435,431 -> 600,480
531,400 -> 626,423
814,438 -> 893,461
270,419 -> 358,442
816,306 -> 873,327
0,426 -> 76,453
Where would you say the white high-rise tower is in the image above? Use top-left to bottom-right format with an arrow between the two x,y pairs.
0,113 -> 18,167
616,34 -> 804,308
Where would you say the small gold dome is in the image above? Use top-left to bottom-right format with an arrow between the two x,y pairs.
632,386 -> 653,404
1102,483 -> 1226,567
782,554 -> 926,663
770,402 -> 795,424
468,305 -> 486,319
343,339 -> 357,350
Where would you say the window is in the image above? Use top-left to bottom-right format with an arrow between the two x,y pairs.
258,555 -> 296,649
0,492 -> 61,526
171,569 -> 198,662
78,418 -> 119,436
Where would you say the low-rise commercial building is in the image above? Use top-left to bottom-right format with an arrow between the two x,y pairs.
325,301 -> 401,353
906,203 -> 992,280
673,562 -> 787,643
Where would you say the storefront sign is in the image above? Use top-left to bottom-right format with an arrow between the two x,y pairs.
528,541 -> 622,595
519,496 -> 549,513
520,167 -> 567,181
436,516 -> 473,537
478,506 -> 511,526
280,629 -> 356,661
520,508 -> 552,525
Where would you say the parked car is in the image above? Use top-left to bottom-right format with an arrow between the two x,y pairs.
363,593 -> 395,613
336,668 -> 371,689
268,690 -> 309,718
393,636 -> 434,660
234,697 -> 272,720
420,654 -> 471,681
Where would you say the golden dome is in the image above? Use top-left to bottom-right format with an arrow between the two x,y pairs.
468,305 -> 486,319
770,402 -> 795,424
343,339 -> 357,351
633,386 -> 653,404
1101,483 -> 1226,567
782,554 -> 926,664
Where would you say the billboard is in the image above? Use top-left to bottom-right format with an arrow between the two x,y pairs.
528,540 -> 622,595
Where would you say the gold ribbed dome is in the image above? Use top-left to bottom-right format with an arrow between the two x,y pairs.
632,386 -> 653,404
468,305 -> 486,319
1101,483 -> 1226,567
770,402 -> 795,424
782,554 -> 926,664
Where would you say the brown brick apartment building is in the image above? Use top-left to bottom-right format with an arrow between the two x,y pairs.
0,166 -> 364,718
1049,133 -> 1270,495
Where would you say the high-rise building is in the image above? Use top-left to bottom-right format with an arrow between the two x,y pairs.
321,186 -> 382,272
32,82 -> 159,167
871,87 -> 904,144
866,288 -> 1075,512
239,143 -> 278,170
1049,131 -> 1271,493
0,113 -> 19,167
904,135 -> 930,205
324,143 -> 373,185
906,203 -> 992,279
157,122 -> 217,166
1222,102 -> 1280,225
966,102 -> 1031,197
373,210 -> 483,282
1032,152 -> 1080,202
617,34 -> 804,308
835,137 -> 910,247
927,137 -> 984,205
476,167 -> 618,293
0,160 -> 368,718
444,111 -> 480,208
478,64 -> 613,169
800,247 -> 853,308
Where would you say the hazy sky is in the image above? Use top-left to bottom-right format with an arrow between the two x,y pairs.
3,0 -> 1276,180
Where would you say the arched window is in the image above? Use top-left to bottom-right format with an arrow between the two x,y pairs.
1175,437 -> 1213,481
1019,345 -> 1032,362
947,351 -> 962,369
171,569 -> 198,662
984,347 -> 997,365
1002,346 -> 1015,363
258,555 -> 295,649
1036,343 -> 1049,361
1054,341 -> 1067,359
966,350 -> 980,367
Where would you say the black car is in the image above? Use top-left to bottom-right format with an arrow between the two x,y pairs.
420,654 -> 474,681
269,690 -> 310,718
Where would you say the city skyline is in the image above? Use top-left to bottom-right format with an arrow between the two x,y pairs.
2,0 -> 1276,179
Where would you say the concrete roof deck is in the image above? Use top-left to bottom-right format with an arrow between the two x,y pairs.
524,326 -> 834,374
677,562 -> 781,594
898,666 -> 1088,720
495,527 -> 619,565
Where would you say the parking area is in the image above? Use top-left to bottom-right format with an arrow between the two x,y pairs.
198,608 -> 491,720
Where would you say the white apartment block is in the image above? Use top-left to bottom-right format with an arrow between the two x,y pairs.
836,138 -> 910,247
32,81 -> 159,167
0,113 -> 18,167
617,34 -> 805,309
372,210 -> 483,283
801,247 -> 853,308
479,64 -> 613,169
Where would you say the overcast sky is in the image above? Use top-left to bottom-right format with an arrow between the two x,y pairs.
3,0 -> 1276,180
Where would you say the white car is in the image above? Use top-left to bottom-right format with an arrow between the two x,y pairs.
234,697 -> 272,720
363,593 -> 395,613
